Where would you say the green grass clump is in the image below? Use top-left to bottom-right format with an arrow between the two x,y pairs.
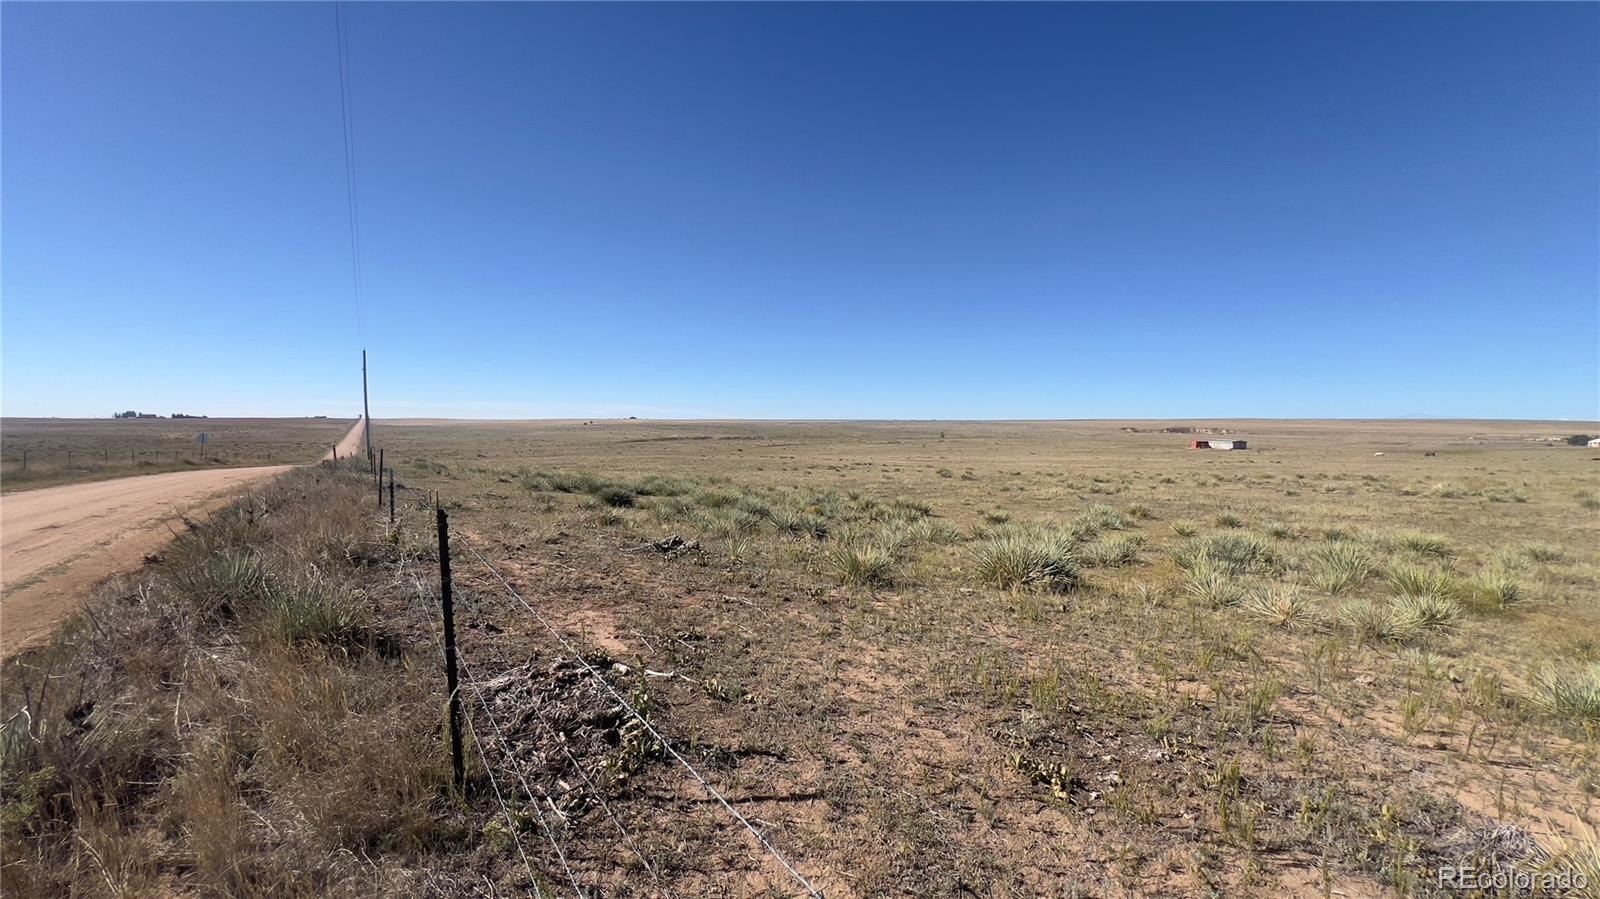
595,485 -> 636,508
1170,521 -> 1198,537
1213,512 -> 1244,529
827,544 -> 894,587
1395,531 -> 1453,559
1082,533 -> 1145,568
1172,533 -> 1280,576
1261,521 -> 1296,540
1522,542 -> 1562,563
1337,600 -> 1420,645
971,530 -> 1081,592
1387,562 -> 1458,600
1072,505 -> 1131,537
1125,503 -> 1154,520
1535,664 -> 1600,723
770,507 -> 828,539
1184,560 -> 1243,608
906,518 -> 962,545
169,548 -> 271,620
1304,542 -> 1375,596
1244,586 -> 1315,629
1390,592 -> 1462,633
259,577 -> 370,647
1470,567 -> 1521,610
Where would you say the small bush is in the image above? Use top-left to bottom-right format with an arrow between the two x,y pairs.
1125,504 -> 1154,520
1170,521 -> 1198,537
1213,512 -> 1244,529
971,531 -> 1080,592
1073,505 -> 1131,537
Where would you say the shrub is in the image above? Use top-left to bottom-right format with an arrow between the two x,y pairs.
1125,504 -> 1154,520
1170,521 -> 1198,538
1304,543 -> 1375,595
1213,512 -> 1244,529
971,531 -> 1080,592
827,544 -> 894,587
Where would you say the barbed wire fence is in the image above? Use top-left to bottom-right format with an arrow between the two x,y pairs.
382,474 -> 823,898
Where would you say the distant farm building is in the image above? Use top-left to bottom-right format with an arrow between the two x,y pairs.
1191,439 -> 1246,450
1589,437 -> 1600,448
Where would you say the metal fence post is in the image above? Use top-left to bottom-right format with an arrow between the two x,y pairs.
436,506 -> 465,791
377,448 -> 385,507
388,469 -> 396,526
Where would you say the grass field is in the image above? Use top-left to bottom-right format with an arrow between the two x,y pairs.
0,417 -> 358,492
5,418 -> 1598,896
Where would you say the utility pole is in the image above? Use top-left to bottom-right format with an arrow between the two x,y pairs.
361,348 -> 373,463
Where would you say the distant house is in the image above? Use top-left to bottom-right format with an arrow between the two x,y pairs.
1589,437 -> 1600,448
1190,440 -> 1210,449
1204,439 -> 1248,450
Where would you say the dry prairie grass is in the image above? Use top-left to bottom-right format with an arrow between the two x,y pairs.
7,418 -> 1599,897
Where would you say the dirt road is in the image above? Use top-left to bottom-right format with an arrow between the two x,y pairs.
1,418 -> 366,658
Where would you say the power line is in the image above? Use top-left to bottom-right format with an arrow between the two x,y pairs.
333,0 -> 365,345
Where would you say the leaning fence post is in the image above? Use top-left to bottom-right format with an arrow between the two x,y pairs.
436,506 -> 466,791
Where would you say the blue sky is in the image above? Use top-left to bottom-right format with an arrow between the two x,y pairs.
3,2 -> 1596,420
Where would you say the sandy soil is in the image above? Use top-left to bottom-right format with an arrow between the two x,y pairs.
1,418 -> 367,658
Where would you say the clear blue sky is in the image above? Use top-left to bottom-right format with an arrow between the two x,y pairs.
3,2 -> 1596,420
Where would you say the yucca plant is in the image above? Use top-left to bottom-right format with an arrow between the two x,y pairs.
1338,600 -> 1420,645
1534,664 -> 1600,723
1387,561 -> 1458,600
970,531 -> 1080,592
1390,592 -> 1462,634
1305,542 -> 1375,595
1522,542 -> 1562,563
1396,531 -> 1453,559
1471,567 -> 1521,610
1184,559 -> 1243,608
1244,586 -> 1315,629
827,544 -> 895,587
1082,533 -> 1145,568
